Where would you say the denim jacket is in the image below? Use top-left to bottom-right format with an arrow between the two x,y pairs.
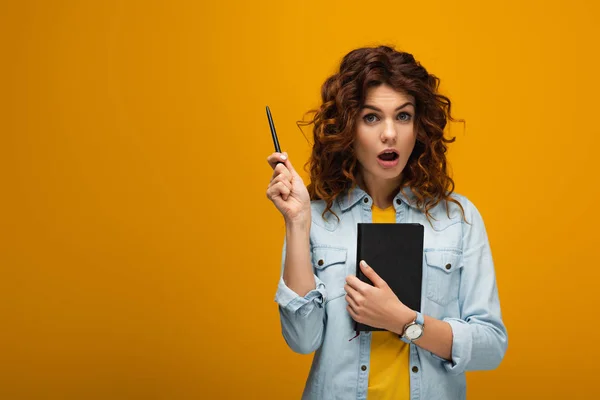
274,186 -> 508,400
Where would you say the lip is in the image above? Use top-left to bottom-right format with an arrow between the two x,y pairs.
377,148 -> 399,156
376,148 -> 400,169
377,157 -> 400,169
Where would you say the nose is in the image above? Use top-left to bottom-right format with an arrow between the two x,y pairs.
380,119 -> 397,143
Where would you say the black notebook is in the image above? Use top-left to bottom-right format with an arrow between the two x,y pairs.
354,223 -> 424,332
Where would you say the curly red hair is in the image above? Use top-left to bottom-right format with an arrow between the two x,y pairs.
300,45 -> 465,222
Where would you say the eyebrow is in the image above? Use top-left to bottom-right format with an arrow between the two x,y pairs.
361,102 -> 415,112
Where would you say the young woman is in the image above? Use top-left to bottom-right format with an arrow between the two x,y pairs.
266,45 -> 507,400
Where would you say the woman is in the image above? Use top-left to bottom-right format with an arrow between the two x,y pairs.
266,45 -> 507,400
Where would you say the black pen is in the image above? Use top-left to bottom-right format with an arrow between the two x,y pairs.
266,106 -> 282,153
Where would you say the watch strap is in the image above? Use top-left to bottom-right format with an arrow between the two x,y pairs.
400,311 -> 424,344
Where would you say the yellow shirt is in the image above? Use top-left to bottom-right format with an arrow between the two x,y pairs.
367,204 -> 410,400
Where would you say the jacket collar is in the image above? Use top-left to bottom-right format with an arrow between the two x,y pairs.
336,185 -> 420,212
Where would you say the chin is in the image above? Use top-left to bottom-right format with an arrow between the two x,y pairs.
377,164 -> 405,178
376,169 -> 403,180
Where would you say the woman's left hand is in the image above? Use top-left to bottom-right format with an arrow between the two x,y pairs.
345,260 -> 416,334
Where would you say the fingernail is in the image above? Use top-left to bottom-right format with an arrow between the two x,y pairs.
360,260 -> 368,268
281,154 -> 287,160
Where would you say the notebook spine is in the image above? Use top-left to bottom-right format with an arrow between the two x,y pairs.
354,224 -> 370,332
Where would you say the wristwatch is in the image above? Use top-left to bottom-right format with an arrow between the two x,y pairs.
400,311 -> 424,344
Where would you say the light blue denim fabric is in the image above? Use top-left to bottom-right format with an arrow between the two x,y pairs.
274,186 -> 507,400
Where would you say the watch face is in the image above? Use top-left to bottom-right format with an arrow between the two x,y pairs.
406,324 -> 423,340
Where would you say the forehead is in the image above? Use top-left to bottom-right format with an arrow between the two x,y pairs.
364,84 -> 415,106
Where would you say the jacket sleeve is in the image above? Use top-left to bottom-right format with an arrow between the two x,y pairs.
274,235 -> 327,354
438,197 -> 508,374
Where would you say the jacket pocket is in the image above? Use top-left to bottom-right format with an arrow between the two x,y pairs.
312,246 -> 348,301
424,249 -> 463,306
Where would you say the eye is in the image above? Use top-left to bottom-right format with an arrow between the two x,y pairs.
397,112 -> 412,122
363,114 -> 379,124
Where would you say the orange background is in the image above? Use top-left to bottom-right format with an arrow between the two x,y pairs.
1,1 -> 599,399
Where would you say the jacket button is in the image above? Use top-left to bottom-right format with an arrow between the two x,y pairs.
412,366 -> 419,373
318,259 -> 324,266
363,198 -> 369,203
396,199 -> 401,205
361,365 -> 367,371
445,263 -> 451,270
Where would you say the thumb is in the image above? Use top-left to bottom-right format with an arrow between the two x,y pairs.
360,260 -> 386,288
282,152 -> 297,174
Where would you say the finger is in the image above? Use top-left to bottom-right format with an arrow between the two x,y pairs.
344,282 -> 360,299
344,284 -> 366,312
267,153 -> 300,182
266,185 -> 279,201
270,162 -> 292,181
282,153 -> 297,174
347,304 -> 360,321
271,181 -> 291,201
345,291 -> 360,311
344,280 -> 362,299
267,178 -> 293,189
359,260 -> 387,288
269,179 -> 291,195
267,152 -> 288,170
346,275 -> 369,294
266,181 -> 288,200
280,179 -> 292,199
270,167 -> 292,186
268,174 -> 292,192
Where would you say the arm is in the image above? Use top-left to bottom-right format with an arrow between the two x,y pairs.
390,313 -> 453,361
348,199 -> 508,372
408,199 -> 508,373
275,218 -> 327,355
283,219 -> 315,296
437,198 -> 508,373
266,153 -> 325,354
346,265 -> 454,361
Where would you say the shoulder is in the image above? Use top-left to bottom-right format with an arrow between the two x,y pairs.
443,192 -> 489,237
310,198 -> 344,232
422,192 -> 485,231
430,192 -> 480,218
449,192 -> 485,219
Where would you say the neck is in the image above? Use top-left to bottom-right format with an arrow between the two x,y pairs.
357,171 -> 402,209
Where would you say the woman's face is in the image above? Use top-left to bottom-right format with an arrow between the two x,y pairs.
354,84 -> 417,185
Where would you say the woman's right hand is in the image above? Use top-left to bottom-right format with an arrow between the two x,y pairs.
266,152 -> 311,225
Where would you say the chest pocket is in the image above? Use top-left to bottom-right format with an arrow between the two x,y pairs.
312,246 -> 348,301
424,250 -> 463,306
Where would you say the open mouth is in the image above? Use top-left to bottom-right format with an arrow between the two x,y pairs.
377,151 -> 399,161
